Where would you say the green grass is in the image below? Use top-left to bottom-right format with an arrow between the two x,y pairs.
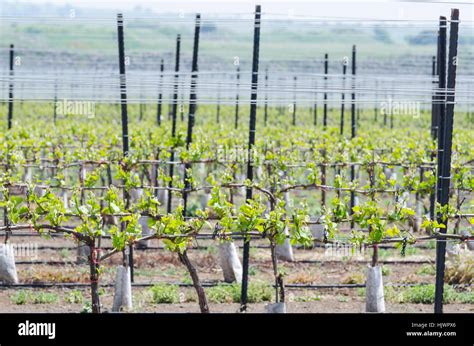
64,290 -> 84,304
134,268 -> 158,278
59,248 -> 71,259
403,247 -> 419,256
401,285 -> 443,304
277,267 -> 289,277
248,266 -> 258,276
11,290 -> 28,305
377,249 -> 390,260
397,285 -> 435,304
181,274 -> 193,285
206,285 -> 234,303
293,294 -> 321,302
242,282 -> 273,303
336,295 -> 349,303
417,264 -> 436,276
150,284 -> 180,304
80,302 -> 92,313
11,290 -> 59,305
249,246 -> 258,257
357,285 -> 473,304
381,266 -> 391,276
0,20 -> 450,63
206,282 -> 273,304
163,267 -> 179,277
98,287 -> 107,296
386,285 -> 474,304
31,292 -> 59,304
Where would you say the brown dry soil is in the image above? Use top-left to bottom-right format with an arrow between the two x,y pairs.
0,235 -> 473,313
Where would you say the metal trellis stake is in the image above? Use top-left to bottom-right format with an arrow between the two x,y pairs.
323,53 -> 328,128
313,80 -> 318,126
350,45 -> 357,224
167,34 -> 181,214
157,59 -> 164,126
117,13 -> 134,282
434,9 -> 459,314
292,76 -> 297,126
431,55 -> 438,139
430,26 -> 442,223
216,83 -> 221,123
183,14 -> 201,216
264,67 -> 268,126
435,16 -> 447,231
235,66 -> 240,129
53,80 -> 58,124
8,44 -> 14,130
340,62 -> 347,135
241,4 -> 261,312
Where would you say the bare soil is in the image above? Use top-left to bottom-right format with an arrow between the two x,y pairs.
1,234 -> 472,313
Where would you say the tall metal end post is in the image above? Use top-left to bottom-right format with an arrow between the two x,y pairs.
53,80 -> 58,125
157,59 -> 164,126
117,13 -> 134,282
323,53 -> 328,128
351,45 -> 356,139
235,66 -> 240,129
431,55 -> 438,139
216,83 -> 221,123
167,34 -> 181,214
264,67 -> 268,126
429,31 -> 440,222
292,76 -> 297,126
340,61 -> 347,135
434,9 -> 459,314
183,14 -> 201,216
434,15 -> 448,313
240,4 -> 261,312
8,44 -> 14,130
349,45 -> 357,226
117,14 -> 129,156
313,80 -> 318,126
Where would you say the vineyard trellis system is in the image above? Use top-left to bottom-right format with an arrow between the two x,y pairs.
0,5 -> 473,314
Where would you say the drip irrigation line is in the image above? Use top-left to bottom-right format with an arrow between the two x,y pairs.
12,259 -> 437,266
0,282 -> 470,290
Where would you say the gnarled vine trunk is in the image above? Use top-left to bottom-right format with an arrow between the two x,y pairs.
89,244 -> 101,313
179,250 -> 209,313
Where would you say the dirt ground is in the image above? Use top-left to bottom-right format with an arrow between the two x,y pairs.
0,290 -> 472,313
0,234 -> 472,313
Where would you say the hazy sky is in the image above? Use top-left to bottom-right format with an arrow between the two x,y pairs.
10,0 -> 474,21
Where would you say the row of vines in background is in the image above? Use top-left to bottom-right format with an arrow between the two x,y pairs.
0,6 -> 472,314
0,111 -> 472,311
